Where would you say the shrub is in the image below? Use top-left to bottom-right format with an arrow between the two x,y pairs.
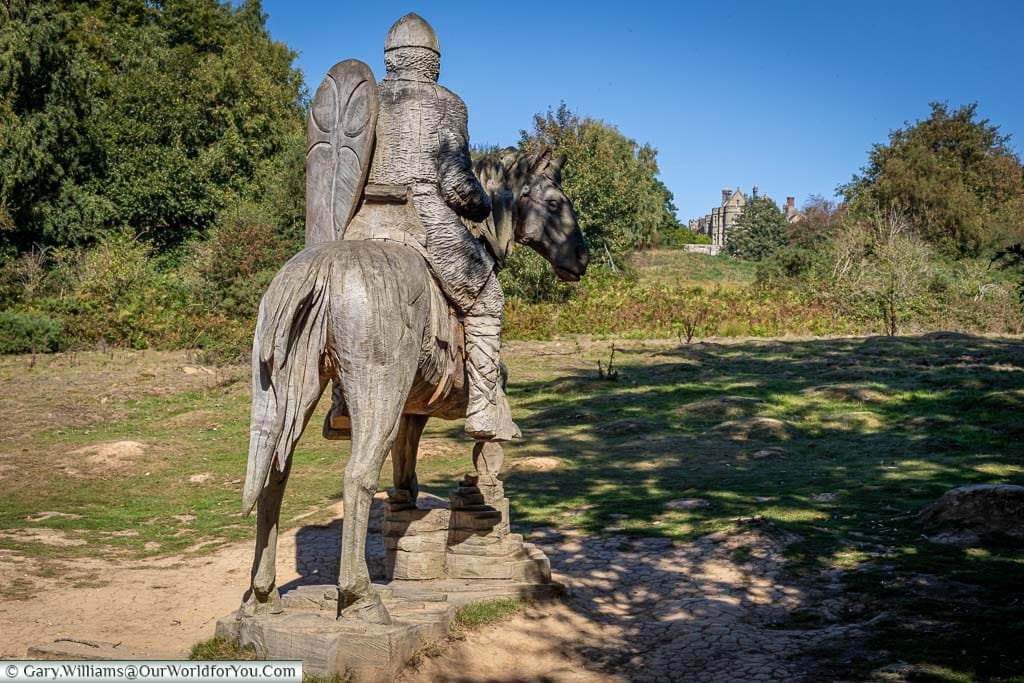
0,311 -> 64,353
193,200 -> 295,319
40,232 -> 196,349
499,247 -> 578,304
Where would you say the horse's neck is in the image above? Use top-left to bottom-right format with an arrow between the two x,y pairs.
472,154 -> 526,269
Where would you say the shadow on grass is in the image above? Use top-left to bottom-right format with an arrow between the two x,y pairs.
287,333 -> 1024,681
493,333 -> 1022,680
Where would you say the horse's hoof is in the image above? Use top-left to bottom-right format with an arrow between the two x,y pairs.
387,488 -> 417,511
338,592 -> 391,625
240,587 -> 283,617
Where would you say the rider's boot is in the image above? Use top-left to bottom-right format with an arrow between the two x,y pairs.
463,315 -> 521,441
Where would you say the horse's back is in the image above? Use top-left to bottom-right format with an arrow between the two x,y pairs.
271,238 -> 463,418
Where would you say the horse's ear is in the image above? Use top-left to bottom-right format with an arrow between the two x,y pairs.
550,153 -> 567,182
529,146 -> 552,174
500,147 -> 518,172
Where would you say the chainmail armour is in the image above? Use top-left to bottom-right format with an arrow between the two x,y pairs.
368,45 -> 500,316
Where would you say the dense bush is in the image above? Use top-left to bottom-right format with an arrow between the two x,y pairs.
42,233 -> 197,349
192,200 -> 297,319
0,311 -> 64,353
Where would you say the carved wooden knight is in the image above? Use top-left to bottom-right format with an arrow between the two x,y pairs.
312,13 -> 517,441
237,12 -> 588,627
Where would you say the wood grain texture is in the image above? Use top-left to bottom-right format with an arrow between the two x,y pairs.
306,60 -> 379,245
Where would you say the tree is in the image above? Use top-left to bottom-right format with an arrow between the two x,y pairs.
0,0 -> 306,254
518,103 -> 681,258
839,102 -> 1024,257
725,195 -> 788,261
788,195 -> 845,249
831,206 -> 934,336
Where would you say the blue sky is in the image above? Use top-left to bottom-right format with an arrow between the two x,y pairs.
261,0 -> 1024,222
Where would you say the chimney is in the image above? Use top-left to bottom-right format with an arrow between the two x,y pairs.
752,185 -> 759,200
721,189 -> 731,204
786,196 -> 795,209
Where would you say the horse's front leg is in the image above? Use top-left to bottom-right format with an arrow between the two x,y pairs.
242,458 -> 292,616
389,414 -> 428,510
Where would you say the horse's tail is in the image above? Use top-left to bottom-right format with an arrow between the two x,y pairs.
242,247 -> 333,517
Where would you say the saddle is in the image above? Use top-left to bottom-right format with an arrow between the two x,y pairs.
323,184 -> 466,440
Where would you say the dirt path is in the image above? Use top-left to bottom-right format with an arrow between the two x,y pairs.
1,497 -> 865,682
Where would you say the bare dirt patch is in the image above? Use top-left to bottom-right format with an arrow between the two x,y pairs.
404,524 -> 863,682
675,396 -> 762,420
711,417 -> 792,441
0,529 -> 87,547
508,456 -> 564,472
0,350 -> 245,441
70,440 -> 147,471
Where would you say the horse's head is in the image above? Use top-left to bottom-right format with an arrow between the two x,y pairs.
509,147 -> 590,281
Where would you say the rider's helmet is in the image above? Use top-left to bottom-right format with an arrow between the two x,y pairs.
384,13 -> 440,82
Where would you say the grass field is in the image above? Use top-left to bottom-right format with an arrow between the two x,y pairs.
628,248 -> 757,289
1,333 -> 1023,680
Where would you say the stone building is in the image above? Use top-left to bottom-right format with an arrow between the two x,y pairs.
688,187 -> 802,253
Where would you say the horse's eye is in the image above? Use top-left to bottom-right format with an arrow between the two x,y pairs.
547,200 -> 560,212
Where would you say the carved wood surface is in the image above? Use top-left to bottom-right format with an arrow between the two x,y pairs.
306,60 -> 379,245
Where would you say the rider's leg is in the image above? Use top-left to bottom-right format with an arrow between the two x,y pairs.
463,273 -> 520,441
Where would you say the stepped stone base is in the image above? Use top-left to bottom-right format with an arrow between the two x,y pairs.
216,580 -> 560,682
218,455 -> 557,681
384,473 -> 552,584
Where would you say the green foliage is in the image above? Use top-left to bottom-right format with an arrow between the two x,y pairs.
502,244 -> 1022,341
756,245 -> 832,284
518,103 -> 681,255
840,102 -> 1024,257
661,225 -> 712,247
831,208 -> 936,336
33,232 -> 196,349
992,243 -> 1024,312
0,310 -> 64,353
192,200 -> 296,319
725,196 -> 788,261
498,247 -> 577,304
0,0 -> 306,253
188,637 -> 257,661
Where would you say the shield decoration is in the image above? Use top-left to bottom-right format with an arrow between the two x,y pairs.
306,59 -> 379,245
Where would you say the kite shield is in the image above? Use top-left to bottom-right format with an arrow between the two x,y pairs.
306,59 -> 379,245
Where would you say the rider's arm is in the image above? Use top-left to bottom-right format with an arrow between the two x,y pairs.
437,91 -> 491,223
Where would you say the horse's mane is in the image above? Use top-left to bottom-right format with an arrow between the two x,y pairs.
468,147 -> 563,268
467,147 -> 528,267
472,147 -> 525,197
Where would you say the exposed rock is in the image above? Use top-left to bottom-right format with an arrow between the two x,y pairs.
665,498 -> 711,511
751,448 -> 785,459
918,484 -> 1024,544
812,493 -> 838,503
599,418 -> 657,435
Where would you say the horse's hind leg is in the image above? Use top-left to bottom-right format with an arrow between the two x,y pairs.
242,457 -> 292,616
336,379 -> 411,624
389,414 -> 428,510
